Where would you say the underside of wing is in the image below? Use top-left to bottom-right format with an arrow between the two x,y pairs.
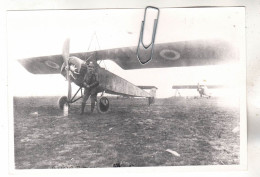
18,39 -> 238,74
18,55 -> 64,74
205,85 -> 225,89
172,85 -> 224,89
98,68 -> 151,97
172,85 -> 198,89
73,39 -> 238,70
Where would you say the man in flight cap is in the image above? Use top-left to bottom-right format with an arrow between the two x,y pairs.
80,61 -> 99,115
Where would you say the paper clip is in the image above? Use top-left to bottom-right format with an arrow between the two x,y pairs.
137,6 -> 160,64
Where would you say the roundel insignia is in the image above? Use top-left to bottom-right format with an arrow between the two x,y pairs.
44,60 -> 60,69
160,49 -> 180,61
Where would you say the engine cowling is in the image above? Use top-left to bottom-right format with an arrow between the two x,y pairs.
61,56 -> 88,86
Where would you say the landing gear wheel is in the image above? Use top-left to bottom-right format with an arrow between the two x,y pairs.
97,97 -> 110,114
58,96 -> 69,110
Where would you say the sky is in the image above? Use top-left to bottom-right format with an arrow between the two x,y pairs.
7,7 -> 245,98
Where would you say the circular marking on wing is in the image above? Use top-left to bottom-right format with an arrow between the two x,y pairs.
45,60 -> 60,69
160,49 -> 180,61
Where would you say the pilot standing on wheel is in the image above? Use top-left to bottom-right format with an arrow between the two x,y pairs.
80,61 -> 99,115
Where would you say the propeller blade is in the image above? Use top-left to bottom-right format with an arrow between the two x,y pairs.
60,62 -> 65,73
68,76 -> 72,101
62,38 -> 72,101
62,38 -> 70,65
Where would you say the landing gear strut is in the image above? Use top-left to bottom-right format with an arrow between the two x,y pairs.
58,87 -> 83,110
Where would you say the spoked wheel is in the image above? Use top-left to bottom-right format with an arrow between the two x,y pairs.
97,97 -> 110,114
58,96 -> 69,110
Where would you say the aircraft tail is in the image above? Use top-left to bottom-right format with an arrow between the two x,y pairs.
149,88 -> 157,105
149,87 -> 157,98
137,86 -> 157,105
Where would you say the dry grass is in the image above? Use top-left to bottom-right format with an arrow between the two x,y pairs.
13,96 -> 240,169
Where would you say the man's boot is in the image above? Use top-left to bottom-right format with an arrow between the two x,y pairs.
91,102 -> 95,113
80,103 -> 85,115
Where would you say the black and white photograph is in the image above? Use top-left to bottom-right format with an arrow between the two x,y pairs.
7,7 -> 246,170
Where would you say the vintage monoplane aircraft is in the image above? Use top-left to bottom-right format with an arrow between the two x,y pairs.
172,83 -> 224,98
18,39 -> 238,113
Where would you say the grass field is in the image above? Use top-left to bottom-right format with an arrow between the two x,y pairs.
13,96 -> 240,169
